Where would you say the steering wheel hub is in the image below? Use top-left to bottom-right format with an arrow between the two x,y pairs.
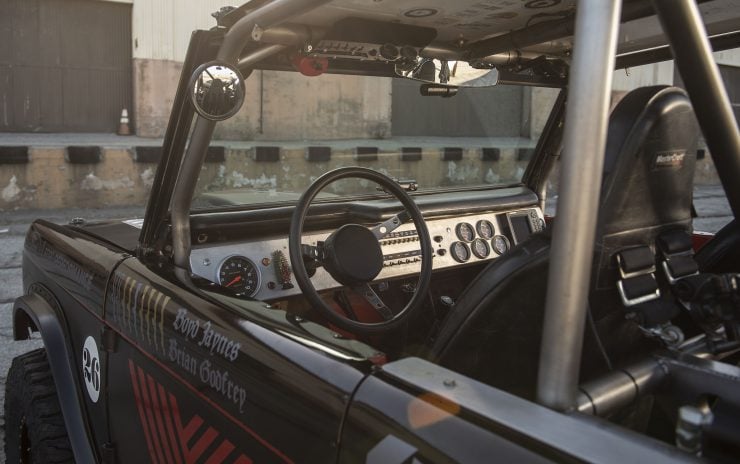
323,224 -> 384,286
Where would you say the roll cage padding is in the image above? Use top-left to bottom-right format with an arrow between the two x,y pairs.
13,294 -> 97,464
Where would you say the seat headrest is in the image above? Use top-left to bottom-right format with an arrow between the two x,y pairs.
599,86 -> 699,235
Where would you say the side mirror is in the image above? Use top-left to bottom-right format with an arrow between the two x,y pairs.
189,61 -> 245,121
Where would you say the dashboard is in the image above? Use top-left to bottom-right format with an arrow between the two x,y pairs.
189,207 -> 545,301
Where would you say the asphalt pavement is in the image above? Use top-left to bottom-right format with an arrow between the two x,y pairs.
0,185 -> 732,460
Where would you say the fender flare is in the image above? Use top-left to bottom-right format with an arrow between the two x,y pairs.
13,293 -> 98,464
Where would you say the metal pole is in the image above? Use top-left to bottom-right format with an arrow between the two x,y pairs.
237,44 -> 287,70
652,0 -> 740,220
170,0 -> 332,269
537,0 -> 622,411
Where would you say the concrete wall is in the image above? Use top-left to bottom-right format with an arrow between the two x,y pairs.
527,87 -> 561,139
133,60 -> 393,140
133,58 -> 182,137
126,0 -> 393,140
217,72 -> 393,141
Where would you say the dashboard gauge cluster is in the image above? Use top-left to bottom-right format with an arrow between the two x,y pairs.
449,215 -> 517,263
189,207 -> 544,301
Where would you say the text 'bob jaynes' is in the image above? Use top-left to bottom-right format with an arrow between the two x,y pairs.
173,308 -> 240,362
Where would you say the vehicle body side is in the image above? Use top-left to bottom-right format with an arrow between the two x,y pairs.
8,0 -> 740,462
16,221 -> 698,464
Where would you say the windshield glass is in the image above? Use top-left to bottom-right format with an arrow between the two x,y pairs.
192,72 -> 559,209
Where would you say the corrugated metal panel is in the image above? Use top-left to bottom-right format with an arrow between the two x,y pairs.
0,0 -> 132,132
132,0 -> 236,61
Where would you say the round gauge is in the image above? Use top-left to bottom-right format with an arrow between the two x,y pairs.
471,238 -> 490,259
455,222 -> 475,242
450,241 -> 471,263
218,256 -> 260,297
492,235 -> 511,255
476,220 -> 494,240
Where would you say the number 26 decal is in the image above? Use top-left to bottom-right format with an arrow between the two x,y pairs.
82,336 -> 101,403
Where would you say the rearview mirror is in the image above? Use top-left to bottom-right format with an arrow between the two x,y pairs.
396,59 -> 498,87
189,61 -> 246,121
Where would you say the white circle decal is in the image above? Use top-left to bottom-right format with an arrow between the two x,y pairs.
82,336 -> 101,403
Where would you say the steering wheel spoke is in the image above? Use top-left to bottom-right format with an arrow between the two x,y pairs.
352,284 -> 394,321
370,211 -> 411,240
301,243 -> 324,265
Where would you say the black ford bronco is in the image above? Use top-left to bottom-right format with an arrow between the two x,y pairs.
6,0 -> 740,462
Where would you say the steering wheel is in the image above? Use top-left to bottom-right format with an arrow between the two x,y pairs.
289,167 -> 433,335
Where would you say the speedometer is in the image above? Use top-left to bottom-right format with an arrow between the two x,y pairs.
218,256 -> 260,297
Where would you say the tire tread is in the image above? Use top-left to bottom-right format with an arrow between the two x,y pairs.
4,348 -> 74,464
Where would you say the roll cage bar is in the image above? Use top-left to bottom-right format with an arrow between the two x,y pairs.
137,0 -> 740,412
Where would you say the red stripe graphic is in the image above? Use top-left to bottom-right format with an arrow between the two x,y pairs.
159,384 -> 184,464
129,360 -> 160,464
148,375 -> 175,464
138,366 -> 167,464
129,360 -> 256,463
205,440 -> 235,464
186,427 -> 218,463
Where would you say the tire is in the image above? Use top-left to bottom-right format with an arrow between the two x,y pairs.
4,348 -> 74,464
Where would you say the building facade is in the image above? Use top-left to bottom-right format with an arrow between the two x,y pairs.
1,0 -> 738,139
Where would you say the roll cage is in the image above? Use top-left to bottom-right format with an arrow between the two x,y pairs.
136,0 -> 740,413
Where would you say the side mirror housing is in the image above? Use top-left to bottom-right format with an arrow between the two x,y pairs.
188,61 -> 246,121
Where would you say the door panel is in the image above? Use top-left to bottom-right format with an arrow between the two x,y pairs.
340,358 -> 692,463
104,259 -> 369,463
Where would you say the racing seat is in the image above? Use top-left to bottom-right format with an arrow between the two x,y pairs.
430,86 -> 699,399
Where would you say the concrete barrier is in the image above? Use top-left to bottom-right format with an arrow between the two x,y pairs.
0,142 -> 721,212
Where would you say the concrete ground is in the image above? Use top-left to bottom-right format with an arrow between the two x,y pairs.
0,185 -> 733,460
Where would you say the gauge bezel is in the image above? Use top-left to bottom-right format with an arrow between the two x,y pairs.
455,222 -> 475,242
491,235 -> 511,255
475,219 -> 494,240
471,238 -> 491,259
216,254 -> 261,297
450,241 -> 471,263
